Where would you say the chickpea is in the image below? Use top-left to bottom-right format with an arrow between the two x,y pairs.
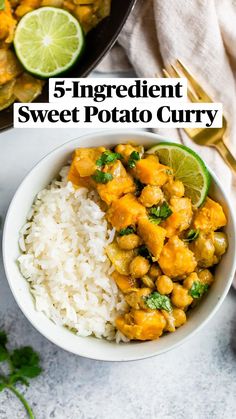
190,233 -> 215,268
172,308 -> 187,327
125,288 -> 151,309
171,283 -> 193,309
74,5 -> 91,20
117,234 -> 141,250
198,269 -> 214,286
141,275 -> 155,289
139,185 -> 163,207
156,275 -> 173,295
163,180 -> 185,199
213,232 -> 228,256
41,0 -> 63,5
115,144 -> 143,162
63,0 -> 75,11
183,272 -> 198,290
130,256 -> 150,278
15,5 -> 33,17
19,0 -> 40,7
149,264 -> 162,279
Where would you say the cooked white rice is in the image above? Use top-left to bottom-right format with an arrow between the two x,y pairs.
18,166 -> 129,342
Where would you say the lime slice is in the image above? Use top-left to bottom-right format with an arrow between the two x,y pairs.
14,7 -> 84,78
147,142 -> 211,207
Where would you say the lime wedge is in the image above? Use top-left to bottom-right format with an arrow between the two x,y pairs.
147,142 -> 211,207
14,7 -> 84,78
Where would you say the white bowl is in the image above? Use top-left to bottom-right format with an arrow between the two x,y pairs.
3,130 -> 236,361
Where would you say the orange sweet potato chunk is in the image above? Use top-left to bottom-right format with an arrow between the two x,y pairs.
72,147 -> 106,177
132,155 -> 170,186
96,161 -> 135,205
111,271 -> 137,293
116,309 -> 166,340
67,159 -> 93,189
107,193 -> 146,230
137,217 -> 166,261
159,235 -> 197,278
161,197 -> 193,238
193,197 -> 227,232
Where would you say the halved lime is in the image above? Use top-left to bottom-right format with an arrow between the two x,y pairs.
14,7 -> 84,78
147,142 -> 211,207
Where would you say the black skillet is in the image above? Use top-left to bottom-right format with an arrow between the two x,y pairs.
0,0 -> 136,131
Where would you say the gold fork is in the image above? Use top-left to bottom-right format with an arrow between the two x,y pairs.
163,59 -> 236,174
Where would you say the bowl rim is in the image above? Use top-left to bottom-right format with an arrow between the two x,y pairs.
3,129 -> 236,361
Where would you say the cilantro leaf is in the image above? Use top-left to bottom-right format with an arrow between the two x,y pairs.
0,382 -> 6,391
189,281 -> 209,299
9,374 -> 29,386
96,150 -> 122,167
118,226 -> 136,236
148,201 -> 172,224
0,330 -> 8,362
0,331 -> 42,418
144,292 -> 172,312
11,347 -> 40,369
127,151 -> 140,169
138,245 -> 153,262
17,366 -> 42,378
134,178 -> 144,197
92,170 -> 113,184
0,345 -> 8,362
0,331 -> 7,347
183,229 -> 200,242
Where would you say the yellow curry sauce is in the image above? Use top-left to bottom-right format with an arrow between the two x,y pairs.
67,144 -> 228,341
0,0 -> 111,109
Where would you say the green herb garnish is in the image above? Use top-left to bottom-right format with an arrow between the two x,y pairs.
92,170 -> 113,184
183,229 -> 200,242
189,281 -> 209,299
127,151 -> 140,169
138,245 -> 153,262
96,150 -> 122,167
144,292 -> 172,312
134,178 -> 145,197
0,0 -> 5,10
0,330 -> 42,419
118,226 -> 136,236
148,201 -> 172,224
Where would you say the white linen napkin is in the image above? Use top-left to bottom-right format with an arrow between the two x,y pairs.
97,0 -> 236,285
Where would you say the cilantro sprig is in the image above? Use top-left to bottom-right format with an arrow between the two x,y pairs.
144,292 -> 172,312
189,281 -> 209,299
127,151 -> 140,169
138,245 -> 153,262
118,226 -> 136,236
134,178 -> 144,197
0,330 -> 42,419
96,150 -> 122,167
183,229 -> 200,242
148,202 -> 172,224
92,169 -> 113,184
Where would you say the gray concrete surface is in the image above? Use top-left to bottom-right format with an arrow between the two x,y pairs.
0,126 -> 236,419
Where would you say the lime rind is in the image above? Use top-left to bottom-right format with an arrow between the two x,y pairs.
147,142 -> 211,207
14,7 -> 85,78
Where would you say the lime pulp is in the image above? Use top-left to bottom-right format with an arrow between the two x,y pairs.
147,142 -> 211,207
14,7 -> 84,78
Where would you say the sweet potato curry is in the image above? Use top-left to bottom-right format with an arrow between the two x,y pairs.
68,144 -> 228,341
0,0 -> 111,109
